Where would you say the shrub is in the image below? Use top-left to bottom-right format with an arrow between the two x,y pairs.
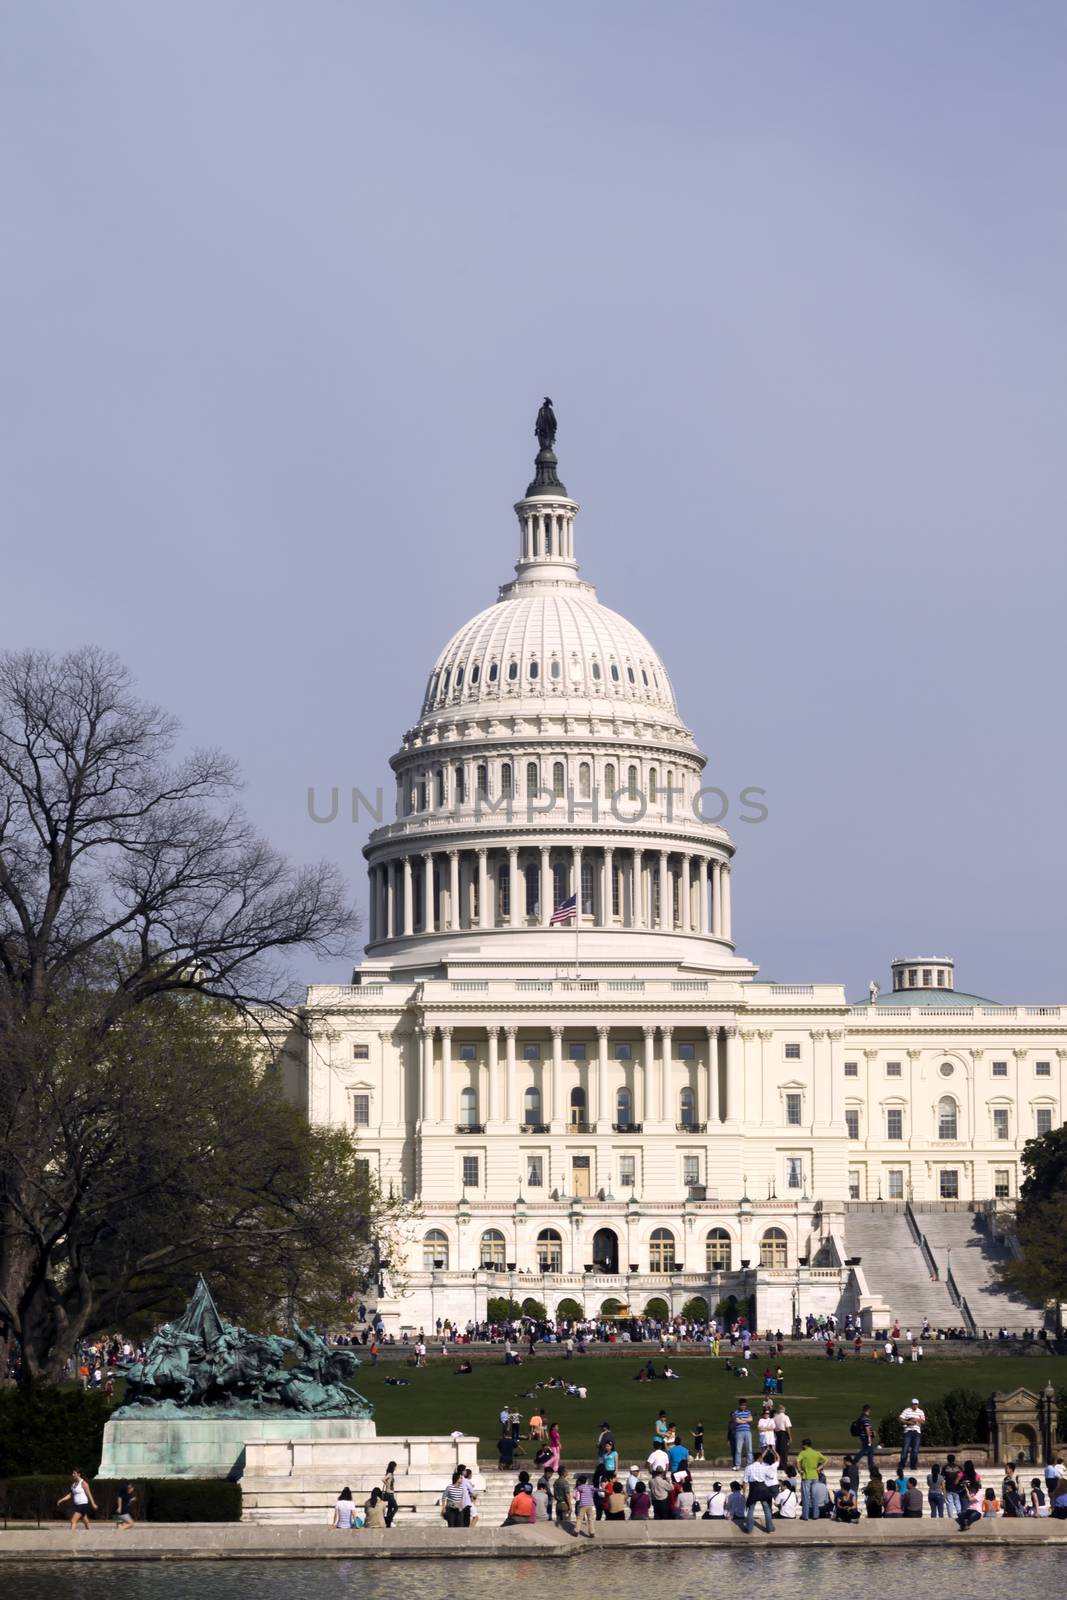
556,1298 -> 584,1320
644,1298 -> 670,1320
487,1296 -> 522,1322
941,1388 -> 988,1445
0,1475 -> 242,1523
878,1401 -> 952,1449
520,1297 -> 547,1321
0,1386 -> 112,1477
681,1297 -> 709,1322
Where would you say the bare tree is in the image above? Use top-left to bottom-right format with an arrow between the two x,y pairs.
0,648 -> 362,1376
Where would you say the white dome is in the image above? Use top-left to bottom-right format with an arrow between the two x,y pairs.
418,586 -> 685,733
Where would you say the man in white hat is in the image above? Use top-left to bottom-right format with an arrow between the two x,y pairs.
898,1398 -> 926,1474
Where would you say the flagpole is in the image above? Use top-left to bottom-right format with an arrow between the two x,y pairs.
575,899 -> 580,980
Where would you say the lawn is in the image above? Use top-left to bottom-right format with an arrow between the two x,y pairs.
350,1351 -> 1064,1464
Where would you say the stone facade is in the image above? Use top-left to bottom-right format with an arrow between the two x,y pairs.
288,423 -> 1064,1334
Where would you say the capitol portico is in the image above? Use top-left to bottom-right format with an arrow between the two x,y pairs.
290,405 -> 1063,1335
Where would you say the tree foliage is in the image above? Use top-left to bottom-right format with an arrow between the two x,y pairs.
0,648 -> 393,1379
997,1127 -> 1067,1307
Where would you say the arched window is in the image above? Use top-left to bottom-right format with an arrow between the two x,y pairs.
525,862 -> 539,916
459,1086 -> 478,1129
553,860 -> 568,910
536,1228 -> 563,1272
550,658 -> 561,680
508,660 -> 518,681
604,762 -> 616,796
497,864 -> 510,918
938,1096 -> 958,1140
544,521 -> 552,556
578,762 -> 591,798
526,760 -> 539,794
569,1087 -> 586,1128
641,668 -> 648,686
627,764 -> 638,800
488,660 -> 498,682
760,1227 -> 788,1269
706,1228 -> 731,1271
626,665 -> 636,683
580,859 -> 594,915
435,767 -> 445,808
610,662 -> 620,682
443,669 -> 451,694
649,1227 -> 676,1272
417,778 -> 427,811
455,666 -> 464,688
529,658 -> 539,680
470,661 -> 480,685
423,1229 -> 449,1270
553,761 -> 566,798
476,764 -> 488,798
679,1087 -> 695,1128
649,767 -> 658,802
500,762 -> 513,797
480,1229 -> 505,1268
592,660 -> 602,681
616,1086 -> 633,1126
523,1086 -> 542,1126
454,764 -> 465,804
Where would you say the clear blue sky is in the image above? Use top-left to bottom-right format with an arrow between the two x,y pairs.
3,2 -> 1066,998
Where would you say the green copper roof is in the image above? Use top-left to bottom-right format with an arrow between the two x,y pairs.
859,988 -> 999,1008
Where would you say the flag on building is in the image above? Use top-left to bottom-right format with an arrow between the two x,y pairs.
550,894 -> 577,925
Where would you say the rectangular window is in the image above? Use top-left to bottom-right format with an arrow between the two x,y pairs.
523,1042 -> 541,1060
353,1093 -> 370,1127
459,1043 -> 477,1061
619,1154 -> 636,1188
568,1041 -> 587,1061
844,1060 -> 859,1077
614,1042 -> 632,1061
923,968 -> 932,986
1036,1108 -> 1053,1136
992,1060 -> 1008,1077
352,1043 -> 370,1060
683,1155 -> 700,1186
462,1155 -> 479,1187
355,1157 -> 370,1186
678,1042 -> 695,1060
848,1169 -> 861,1200
785,1093 -> 802,1126
526,1154 -> 544,1188
939,1169 -> 959,1199
994,1168 -> 1011,1199
886,1108 -> 903,1140
993,1107 -> 1009,1140
936,970 -> 945,987
886,1060 -> 902,1077
785,1157 -> 803,1190
845,1108 -> 860,1140
1036,1060 -> 1052,1077
784,1043 -> 801,1060
887,1169 -> 904,1200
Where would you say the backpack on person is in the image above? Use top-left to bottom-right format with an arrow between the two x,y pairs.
849,1418 -> 862,1437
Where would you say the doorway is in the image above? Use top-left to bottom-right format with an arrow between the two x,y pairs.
592,1226 -> 619,1272
571,1155 -> 591,1198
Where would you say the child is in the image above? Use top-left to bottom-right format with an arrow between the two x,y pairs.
982,1488 -> 1000,1518
692,1422 -> 705,1461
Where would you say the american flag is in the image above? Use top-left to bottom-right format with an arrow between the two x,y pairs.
550,894 -> 577,925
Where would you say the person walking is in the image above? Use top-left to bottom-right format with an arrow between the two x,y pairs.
112,1482 -> 137,1531
440,1470 -> 467,1527
741,1448 -> 779,1534
851,1404 -> 877,1480
553,1467 -> 574,1531
897,1398 -> 925,1475
381,1461 -> 399,1528
57,1470 -> 97,1531
797,1438 -> 828,1521
731,1397 -> 754,1470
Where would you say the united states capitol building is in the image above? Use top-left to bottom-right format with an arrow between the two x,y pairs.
290,406 -> 1059,1336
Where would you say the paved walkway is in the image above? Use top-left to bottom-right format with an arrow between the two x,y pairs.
1,1520 -> 1064,1559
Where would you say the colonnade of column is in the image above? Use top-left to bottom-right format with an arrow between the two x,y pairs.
369,846 -> 732,943
415,1021 -> 742,1130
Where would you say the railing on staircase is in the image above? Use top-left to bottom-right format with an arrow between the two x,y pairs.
906,1202 -> 978,1335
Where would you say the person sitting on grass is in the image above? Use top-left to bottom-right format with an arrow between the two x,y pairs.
454,1361 -> 473,1375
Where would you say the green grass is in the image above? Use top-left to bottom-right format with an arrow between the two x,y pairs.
351,1351 -> 1064,1463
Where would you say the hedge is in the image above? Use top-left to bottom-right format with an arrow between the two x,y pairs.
0,1476 -> 241,1523
878,1388 -> 990,1450
0,1386 -> 112,1477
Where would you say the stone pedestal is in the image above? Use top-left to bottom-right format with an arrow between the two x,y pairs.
99,1414 -> 376,1481
239,1433 -> 481,1523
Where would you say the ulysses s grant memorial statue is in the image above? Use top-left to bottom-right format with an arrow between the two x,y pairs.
101,1279 -> 476,1521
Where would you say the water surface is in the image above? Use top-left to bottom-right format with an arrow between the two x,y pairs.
1,1548 -> 1057,1600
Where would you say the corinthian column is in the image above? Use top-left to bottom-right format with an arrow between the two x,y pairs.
487,1025 -> 500,1124
659,1025 -> 672,1124
402,856 -> 413,937
723,1025 -> 741,1125
597,1025 -> 610,1128
420,1027 -> 434,1123
551,1025 -> 565,1130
